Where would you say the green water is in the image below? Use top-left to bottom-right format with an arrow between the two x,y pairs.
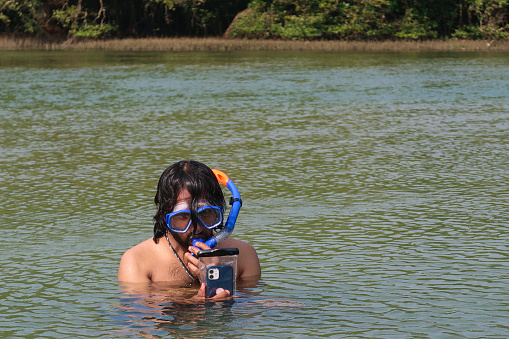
1,50 -> 508,338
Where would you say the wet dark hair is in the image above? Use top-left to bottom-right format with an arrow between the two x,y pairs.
153,160 -> 226,242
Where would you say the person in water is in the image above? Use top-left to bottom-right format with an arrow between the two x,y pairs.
118,160 -> 261,297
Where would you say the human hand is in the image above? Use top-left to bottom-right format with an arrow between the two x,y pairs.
184,241 -> 211,282
196,283 -> 231,300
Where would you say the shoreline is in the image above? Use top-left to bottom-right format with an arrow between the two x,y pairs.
1,36 -> 509,52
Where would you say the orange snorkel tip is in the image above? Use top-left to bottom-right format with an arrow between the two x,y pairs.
212,169 -> 229,186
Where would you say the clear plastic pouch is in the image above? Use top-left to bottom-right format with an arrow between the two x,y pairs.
197,248 -> 239,297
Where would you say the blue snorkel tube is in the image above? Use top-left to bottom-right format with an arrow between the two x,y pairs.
192,169 -> 241,249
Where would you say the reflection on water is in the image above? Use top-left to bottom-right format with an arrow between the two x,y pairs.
1,50 -> 509,338
114,281 -> 304,338
115,283 -> 241,338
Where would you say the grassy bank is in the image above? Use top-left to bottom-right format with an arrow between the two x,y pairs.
1,36 -> 509,51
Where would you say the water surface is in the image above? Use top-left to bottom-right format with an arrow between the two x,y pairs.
1,50 -> 508,338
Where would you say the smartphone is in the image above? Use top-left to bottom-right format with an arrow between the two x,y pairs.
205,264 -> 234,298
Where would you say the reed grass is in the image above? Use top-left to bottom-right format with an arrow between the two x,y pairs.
1,36 -> 509,51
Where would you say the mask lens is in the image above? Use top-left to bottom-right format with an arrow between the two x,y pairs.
197,206 -> 222,229
167,210 -> 191,232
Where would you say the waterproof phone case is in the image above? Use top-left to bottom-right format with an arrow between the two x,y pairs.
197,248 -> 239,298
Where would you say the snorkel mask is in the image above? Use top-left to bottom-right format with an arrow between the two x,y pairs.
189,169 -> 241,250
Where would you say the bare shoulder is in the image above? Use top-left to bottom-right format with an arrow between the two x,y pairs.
220,237 -> 255,252
118,238 -> 156,283
220,237 -> 261,280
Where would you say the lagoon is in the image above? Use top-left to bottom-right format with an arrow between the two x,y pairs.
1,50 -> 508,338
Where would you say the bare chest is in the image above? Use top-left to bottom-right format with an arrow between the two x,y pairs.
149,257 -> 196,284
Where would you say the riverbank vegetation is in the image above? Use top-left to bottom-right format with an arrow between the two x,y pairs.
2,36 -> 508,51
1,0 -> 508,43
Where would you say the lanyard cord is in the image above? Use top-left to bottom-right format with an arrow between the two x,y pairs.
165,231 -> 196,282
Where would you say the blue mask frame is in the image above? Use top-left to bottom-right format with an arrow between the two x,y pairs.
165,205 -> 223,233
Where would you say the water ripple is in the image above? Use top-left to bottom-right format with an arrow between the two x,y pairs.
1,50 -> 509,338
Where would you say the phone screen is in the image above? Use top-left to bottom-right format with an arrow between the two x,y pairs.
205,264 -> 234,298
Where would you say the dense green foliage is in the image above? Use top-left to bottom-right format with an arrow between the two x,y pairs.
0,0 -> 43,34
1,0 -> 508,40
228,0 -> 509,40
0,0 -> 250,38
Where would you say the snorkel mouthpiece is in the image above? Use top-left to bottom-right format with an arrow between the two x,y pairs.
192,169 -> 241,250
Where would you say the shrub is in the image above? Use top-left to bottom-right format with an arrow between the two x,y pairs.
395,9 -> 438,39
0,0 -> 42,34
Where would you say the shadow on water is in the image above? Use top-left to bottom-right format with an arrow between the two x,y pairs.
0,49 -> 506,70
